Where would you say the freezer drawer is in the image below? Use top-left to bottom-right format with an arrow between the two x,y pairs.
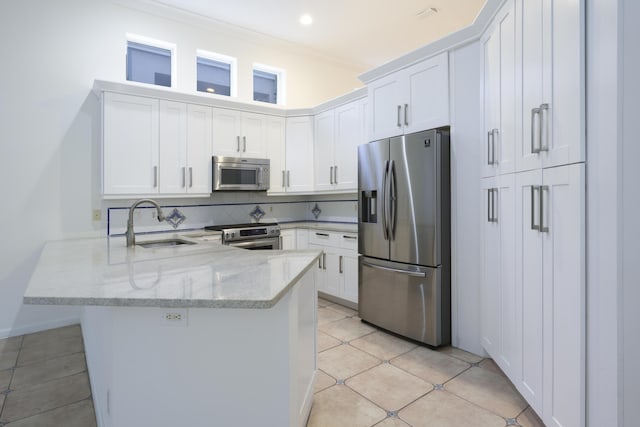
358,257 -> 450,346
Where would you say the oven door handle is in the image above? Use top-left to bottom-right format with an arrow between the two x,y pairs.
226,237 -> 280,250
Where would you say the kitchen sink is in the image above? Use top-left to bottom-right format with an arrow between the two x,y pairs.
136,238 -> 196,248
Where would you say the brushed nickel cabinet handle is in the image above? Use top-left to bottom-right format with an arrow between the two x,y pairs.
330,166 -> 334,185
243,136 -> 247,152
339,255 -> 343,274
189,167 -> 193,188
404,104 -> 409,126
236,136 -> 240,152
182,167 -> 186,188
334,165 -> 338,184
540,185 -> 549,232
153,166 -> 158,188
282,170 -> 285,188
531,186 -> 540,231
539,104 -> 550,152
397,105 -> 401,127
531,107 -> 541,154
323,252 -> 327,270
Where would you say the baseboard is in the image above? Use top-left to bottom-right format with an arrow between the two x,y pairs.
0,316 -> 81,340
317,291 -> 358,311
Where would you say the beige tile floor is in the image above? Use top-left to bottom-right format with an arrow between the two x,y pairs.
0,300 -> 547,427
309,298 -> 546,427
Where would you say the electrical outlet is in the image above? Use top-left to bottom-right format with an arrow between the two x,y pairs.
162,309 -> 188,327
92,209 -> 101,221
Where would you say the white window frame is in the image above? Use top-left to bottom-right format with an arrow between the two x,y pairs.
126,33 -> 177,89
196,49 -> 237,97
253,63 -> 286,106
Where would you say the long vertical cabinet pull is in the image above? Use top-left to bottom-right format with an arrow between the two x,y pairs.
243,136 -> 247,153
323,253 -> 327,270
153,166 -> 158,188
182,167 -> 187,188
487,188 -> 498,223
531,104 -> 550,155
531,107 -> 541,154
397,106 -> 402,127
487,132 -> 493,165
334,166 -> 338,184
487,188 -> 492,222
236,136 -> 240,152
404,104 -> 409,126
530,185 -> 549,232
538,104 -> 550,152
189,167 -> 193,188
339,255 -> 343,274
286,170 -> 290,188
330,166 -> 334,185
539,185 -> 549,232
487,129 -> 499,165
282,170 -> 285,188
531,186 -> 540,230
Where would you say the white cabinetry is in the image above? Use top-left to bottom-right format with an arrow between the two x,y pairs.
272,116 -> 314,194
102,93 -> 211,197
308,230 -> 358,305
480,174 -> 516,375
103,93 -> 159,195
314,100 -> 363,192
280,229 -> 296,250
212,108 -> 268,158
266,116 -> 287,193
481,0 -> 516,177
514,164 -> 585,426
517,0 -> 584,171
159,101 -> 212,195
368,52 -> 449,140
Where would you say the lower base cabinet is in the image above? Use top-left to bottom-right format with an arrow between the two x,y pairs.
482,163 -> 585,427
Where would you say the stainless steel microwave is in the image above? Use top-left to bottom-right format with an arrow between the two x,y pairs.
212,156 -> 270,191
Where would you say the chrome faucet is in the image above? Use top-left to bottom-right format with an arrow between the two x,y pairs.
125,199 -> 166,247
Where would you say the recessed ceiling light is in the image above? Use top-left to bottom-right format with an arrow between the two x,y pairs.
300,14 -> 313,26
416,7 -> 438,18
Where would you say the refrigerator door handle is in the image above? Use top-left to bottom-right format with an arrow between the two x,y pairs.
361,261 -> 427,278
381,160 -> 389,240
389,159 -> 397,239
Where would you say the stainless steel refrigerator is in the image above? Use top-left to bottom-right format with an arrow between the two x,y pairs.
358,128 -> 450,347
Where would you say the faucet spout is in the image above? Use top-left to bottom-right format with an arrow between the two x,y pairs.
125,199 -> 166,247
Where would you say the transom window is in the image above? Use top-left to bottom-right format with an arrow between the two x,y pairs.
196,50 -> 237,97
126,35 -> 176,88
253,64 -> 285,105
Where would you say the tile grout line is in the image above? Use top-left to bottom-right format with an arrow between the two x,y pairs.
13,350 -> 87,370
1,396 -> 94,425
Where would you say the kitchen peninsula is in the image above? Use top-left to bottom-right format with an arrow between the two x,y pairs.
23,234 -> 320,427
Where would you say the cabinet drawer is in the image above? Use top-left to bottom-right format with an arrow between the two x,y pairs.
339,233 -> 358,250
308,230 -> 337,246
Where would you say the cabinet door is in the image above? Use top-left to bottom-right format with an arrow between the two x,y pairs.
159,100 -> 187,194
296,229 -> 309,249
515,168 -> 544,414
495,173 -> 517,378
518,0 -> 584,171
308,243 -> 327,293
212,108 -> 242,157
368,72 -> 404,140
266,116 -> 286,194
542,0 -> 585,168
313,110 -> 335,192
404,51 -> 450,134
186,104 -> 213,194
480,177 -> 500,356
285,116 -> 314,193
334,100 -> 361,191
324,250 -> 342,298
241,112 -> 268,158
542,163 -> 585,427
482,0 -> 516,178
341,253 -> 359,304
481,27 -> 500,178
280,229 -> 296,250
103,93 -> 159,195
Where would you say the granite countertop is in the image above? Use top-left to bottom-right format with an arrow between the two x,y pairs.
24,233 -> 321,309
280,221 -> 357,233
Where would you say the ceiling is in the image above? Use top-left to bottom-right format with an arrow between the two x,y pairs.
151,0 -> 486,70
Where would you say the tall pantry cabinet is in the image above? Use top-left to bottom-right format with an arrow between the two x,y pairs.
480,1 -> 585,426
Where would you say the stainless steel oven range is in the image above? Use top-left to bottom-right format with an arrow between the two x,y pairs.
205,223 -> 281,250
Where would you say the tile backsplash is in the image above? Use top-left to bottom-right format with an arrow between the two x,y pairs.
107,199 -> 357,236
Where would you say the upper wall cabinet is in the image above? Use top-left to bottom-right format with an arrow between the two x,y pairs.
368,52 -> 449,140
212,108 -> 268,158
481,1 -> 517,178
269,116 -> 314,194
516,0 -> 584,171
314,99 -> 365,192
102,93 -> 212,197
